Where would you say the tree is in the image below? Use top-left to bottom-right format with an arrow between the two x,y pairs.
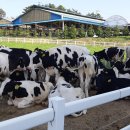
63,25 -> 68,39
0,8 -> 6,18
86,12 -> 103,19
122,26 -> 129,36
95,26 -> 103,37
113,26 -> 120,36
103,27 -> 112,37
78,25 -> 86,38
55,29 -> 63,38
44,3 -> 56,9
66,9 -> 73,13
68,25 -> 77,39
57,5 -> 66,11
71,9 -> 81,15
87,25 -> 94,37
22,5 -> 33,13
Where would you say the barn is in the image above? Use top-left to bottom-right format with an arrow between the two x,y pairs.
12,5 -> 105,30
0,5 -> 104,37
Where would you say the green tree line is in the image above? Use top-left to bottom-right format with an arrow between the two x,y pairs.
0,24 -> 129,39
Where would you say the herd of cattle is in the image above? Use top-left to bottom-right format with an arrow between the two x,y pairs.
1,45 -> 130,117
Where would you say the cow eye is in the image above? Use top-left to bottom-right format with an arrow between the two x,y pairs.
76,96 -> 79,98
107,79 -> 111,82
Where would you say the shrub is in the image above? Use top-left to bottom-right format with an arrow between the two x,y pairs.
87,25 -> 94,37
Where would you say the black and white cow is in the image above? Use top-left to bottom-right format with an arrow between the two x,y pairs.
96,67 -> 130,94
28,45 -> 90,72
94,47 -> 125,62
113,61 -> 130,79
27,45 -> 98,97
0,47 -> 32,81
94,47 -> 125,69
49,76 -> 86,117
0,78 -> 54,108
7,48 -> 32,72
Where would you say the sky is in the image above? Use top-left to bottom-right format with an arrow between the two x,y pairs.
1,0 -> 130,22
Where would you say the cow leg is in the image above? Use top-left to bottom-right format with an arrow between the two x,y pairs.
78,68 -> 85,91
84,75 -> 91,97
45,73 -> 50,82
7,97 -> 13,106
55,70 -> 60,82
13,99 -> 19,107
17,98 -> 33,108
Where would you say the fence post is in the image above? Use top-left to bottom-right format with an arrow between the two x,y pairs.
15,38 -> 17,43
57,40 -> 58,44
93,41 -> 95,46
8,37 -> 9,42
48,97 -> 65,130
0,37 -> 2,42
23,38 -> 25,43
104,42 -> 106,47
114,42 -> 116,47
31,39 -> 33,44
125,42 -> 127,47
66,40 -> 67,45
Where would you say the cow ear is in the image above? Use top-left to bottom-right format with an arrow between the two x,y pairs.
38,51 -> 46,58
34,48 -> 39,52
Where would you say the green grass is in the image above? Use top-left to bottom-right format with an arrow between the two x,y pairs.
0,41 -> 104,54
79,36 -> 130,43
0,42 -> 58,51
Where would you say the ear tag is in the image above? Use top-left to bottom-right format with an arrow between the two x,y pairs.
16,72 -> 19,76
107,79 -> 111,82
42,53 -> 45,57
15,85 -> 20,90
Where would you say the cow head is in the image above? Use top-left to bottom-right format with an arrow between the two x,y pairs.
27,49 -> 43,71
106,47 -> 125,62
96,68 -> 118,94
114,61 -> 125,71
60,68 -> 78,83
49,76 -> 85,117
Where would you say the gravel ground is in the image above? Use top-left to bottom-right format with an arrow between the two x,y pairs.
1,93 -> 130,130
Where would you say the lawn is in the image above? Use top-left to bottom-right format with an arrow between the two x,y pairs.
78,36 -> 130,43
0,41 -> 104,54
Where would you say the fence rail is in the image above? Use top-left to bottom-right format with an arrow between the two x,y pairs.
1,87 -> 130,130
0,37 -> 129,47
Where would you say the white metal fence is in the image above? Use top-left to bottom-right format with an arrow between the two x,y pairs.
121,125 -> 130,130
0,37 -> 129,47
0,87 -> 130,130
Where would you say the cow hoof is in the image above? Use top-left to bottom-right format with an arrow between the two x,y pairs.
83,109 -> 87,115
71,111 -> 83,117
42,101 -> 48,107
7,100 -> 13,105
17,102 -> 30,108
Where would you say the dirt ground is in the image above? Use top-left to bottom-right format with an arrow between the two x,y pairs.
1,91 -> 130,130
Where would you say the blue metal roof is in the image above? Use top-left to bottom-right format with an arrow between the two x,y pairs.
12,19 -> 64,26
12,18 -> 105,26
63,17 -> 104,26
0,24 -> 13,27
